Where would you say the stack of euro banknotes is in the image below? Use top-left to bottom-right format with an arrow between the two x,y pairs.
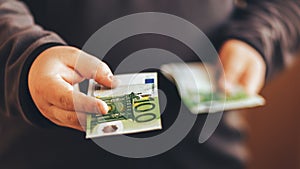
85,63 -> 265,138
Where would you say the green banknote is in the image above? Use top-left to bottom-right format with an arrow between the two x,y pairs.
160,63 -> 265,114
86,73 -> 161,138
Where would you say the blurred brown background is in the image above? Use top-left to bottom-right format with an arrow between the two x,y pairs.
244,56 -> 300,169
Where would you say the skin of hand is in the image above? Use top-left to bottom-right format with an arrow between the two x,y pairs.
218,39 -> 266,95
28,46 -> 118,131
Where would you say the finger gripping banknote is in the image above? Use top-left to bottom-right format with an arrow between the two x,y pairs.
160,62 -> 265,114
86,73 -> 161,138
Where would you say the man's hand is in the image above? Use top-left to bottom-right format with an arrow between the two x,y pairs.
28,46 -> 117,131
218,39 -> 266,95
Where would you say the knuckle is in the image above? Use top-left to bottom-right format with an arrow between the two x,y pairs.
30,83 -> 45,100
38,105 -> 57,122
56,46 -> 80,61
81,102 -> 92,113
97,61 -> 110,73
98,60 -> 107,68
38,105 -> 50,116
59,92 -> 74,109
65,113 -> 78,124
80,98 -> 96,113
65,46 -> 80,55
52,120 -> 65,128
35,84 -> 46,98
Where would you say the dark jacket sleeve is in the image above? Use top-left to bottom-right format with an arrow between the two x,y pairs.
0,0 -> 66,125
222,0 -> 300,78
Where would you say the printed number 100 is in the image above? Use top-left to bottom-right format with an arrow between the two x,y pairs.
133,98 -> 157,123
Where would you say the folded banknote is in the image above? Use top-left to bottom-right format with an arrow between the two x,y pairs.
160,62 -> 265,114
86,73 -> 162,138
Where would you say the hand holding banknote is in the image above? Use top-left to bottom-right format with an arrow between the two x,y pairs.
28,46 -> 117,131
218,39 -> 266,95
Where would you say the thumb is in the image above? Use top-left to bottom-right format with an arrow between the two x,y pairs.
218,52 -> 247,94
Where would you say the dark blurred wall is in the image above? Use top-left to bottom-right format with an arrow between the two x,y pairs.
244,55 -> 300,169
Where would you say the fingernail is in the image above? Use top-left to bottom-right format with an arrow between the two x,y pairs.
97,100 -> 109,114
108,74 -> 114,80
102,103 -> 109,114
108,75 -> 120,87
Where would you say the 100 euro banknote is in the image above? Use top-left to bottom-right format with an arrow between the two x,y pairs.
86,73 -> 161,138
161,63 -> 265,114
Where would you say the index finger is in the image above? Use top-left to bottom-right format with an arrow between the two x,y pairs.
44,76 -> 109,114
62,48 -> 118,88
